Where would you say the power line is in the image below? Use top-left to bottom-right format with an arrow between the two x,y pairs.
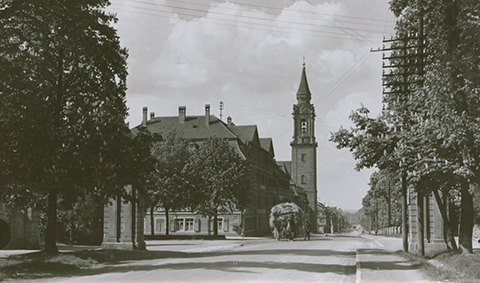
313,51 -> 374,107
118,0 -> 386,36
111,3 -> 381,41
110,4 -> 380,40
111,0 -> 387,40
179,0 -> 394,27
295,0 -> 379,47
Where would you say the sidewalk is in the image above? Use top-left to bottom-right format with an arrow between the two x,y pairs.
0,237 -> 274,258
0,243 -> 101,258
357,235 -> 427,282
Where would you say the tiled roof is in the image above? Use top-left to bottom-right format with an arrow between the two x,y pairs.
228,125 -> 259,145
132,112 -> 281,164
259,138 -> 274,157
134,115 -> 237,140
276,161 -> 291,176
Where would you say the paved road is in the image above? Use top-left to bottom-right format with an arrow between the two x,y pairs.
12,231 -> 427,282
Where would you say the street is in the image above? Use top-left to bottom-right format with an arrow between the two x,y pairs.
22,230 -> 425,283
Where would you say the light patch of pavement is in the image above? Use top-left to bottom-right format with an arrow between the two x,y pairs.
184,243 -> 243,253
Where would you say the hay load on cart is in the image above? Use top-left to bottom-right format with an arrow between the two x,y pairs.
269,202 -> 303,241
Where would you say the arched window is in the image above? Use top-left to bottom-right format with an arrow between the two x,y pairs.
301,175 -> 306,184
301,119 -> 307,134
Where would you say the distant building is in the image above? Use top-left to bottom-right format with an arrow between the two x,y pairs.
317,202 -> 328,233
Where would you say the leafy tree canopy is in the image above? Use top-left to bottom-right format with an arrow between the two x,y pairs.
185,137 -> 252,218
0,0 -> 130,253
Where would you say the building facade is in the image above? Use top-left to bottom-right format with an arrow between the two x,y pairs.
138,105 -> 307,237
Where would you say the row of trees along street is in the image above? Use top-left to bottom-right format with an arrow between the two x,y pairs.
0,0 -> 251,254
360,170 -> 403,232
330,0 -> 480,255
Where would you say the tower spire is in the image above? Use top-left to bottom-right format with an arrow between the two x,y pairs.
296,58 -> 312,103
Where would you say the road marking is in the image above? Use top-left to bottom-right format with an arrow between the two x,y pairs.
356,249 -> 361,283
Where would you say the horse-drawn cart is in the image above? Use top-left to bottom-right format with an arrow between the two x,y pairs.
269,202 -> 303,241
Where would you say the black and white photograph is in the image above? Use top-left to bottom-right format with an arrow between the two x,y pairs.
1,0 -> 480,282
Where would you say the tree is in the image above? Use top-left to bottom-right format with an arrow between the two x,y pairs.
125,127 -> 162,237
389,0 -> 480,253
362,170 -> 402,232
150,131 -> 191,235
0,0 -> 129,254
185,137 -> 251,236
56,193 -> 103,245
332,0 -> 480,254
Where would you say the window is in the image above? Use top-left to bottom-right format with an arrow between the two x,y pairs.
301,120 -> 307,133
175,219 -> 184,231
185,218 -> 194,231
217,218 -> 223,231
301,154 -> 306,162
301,175 -> 306,184
155,218 -> 163,232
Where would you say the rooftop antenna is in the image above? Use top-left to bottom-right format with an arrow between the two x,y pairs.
219,101 -> 224,121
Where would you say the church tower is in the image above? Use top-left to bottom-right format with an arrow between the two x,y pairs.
291,62 -> 318,233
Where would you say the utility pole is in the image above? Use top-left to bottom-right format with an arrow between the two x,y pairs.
417,0 -> 425,256
387,177 -> 391,227
371,16 -> 425,252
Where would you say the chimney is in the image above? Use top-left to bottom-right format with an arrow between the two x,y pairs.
150,112 -> 155,119
142,107 -> 147,127
179,106 -> 186,123
227,116 -> 232,126
205,104 -> 210,127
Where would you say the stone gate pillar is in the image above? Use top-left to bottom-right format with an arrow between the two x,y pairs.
101,185 -> 145,250
408,190 -> 447,253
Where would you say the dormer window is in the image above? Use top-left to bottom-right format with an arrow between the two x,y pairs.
301,120 -> 307,134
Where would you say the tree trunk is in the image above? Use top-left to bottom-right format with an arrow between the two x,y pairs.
417,191 -> 425,256
45,189 -> 59,255
165,209 -> 169,236
131,188 -> 136,247
208,216 -> 211,236
387,178 -> 391,227
459,180 -> 473,253
213,213 -> 218,236
401,173 -> 408,252
150,206 -> 155,236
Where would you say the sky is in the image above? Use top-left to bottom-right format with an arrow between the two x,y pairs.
107,0 -> 397,211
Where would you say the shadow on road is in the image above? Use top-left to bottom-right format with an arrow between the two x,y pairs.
357,249 -> 421,271
4,236 -> 415,281
77,260 -> 357,276
5,246 -> 358,281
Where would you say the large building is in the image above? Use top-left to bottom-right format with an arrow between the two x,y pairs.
137,104 -> 307,237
